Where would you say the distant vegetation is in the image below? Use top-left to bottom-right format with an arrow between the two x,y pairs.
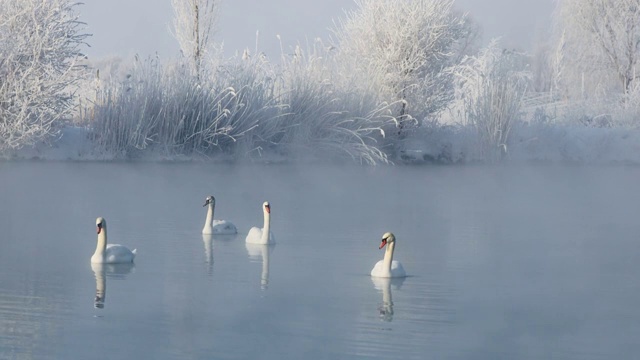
2,0 -> 640,164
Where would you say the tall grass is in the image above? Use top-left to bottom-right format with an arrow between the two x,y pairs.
88,43 -> 394,164
452,42 -> 530,162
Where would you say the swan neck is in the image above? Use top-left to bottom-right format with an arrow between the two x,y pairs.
93,230 -> 107,259
205,203 -> 214,225
383,241 -> 395,272
261,209 -> 270,243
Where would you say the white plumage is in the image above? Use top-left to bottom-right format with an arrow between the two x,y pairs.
91,217 -> 136,264
370,232 -> 406,278
202,195 -> 238,235
245,201 -> 275,244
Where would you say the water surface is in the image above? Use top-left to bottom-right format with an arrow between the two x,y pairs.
1,163 -> 639,359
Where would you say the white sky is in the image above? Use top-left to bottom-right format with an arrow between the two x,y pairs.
79,0 -> 555,60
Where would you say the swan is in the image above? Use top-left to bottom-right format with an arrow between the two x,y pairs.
91,217 -> 137,264
370,232 -> 406,278
245,201 -> 275,244
202,195 -> 238,235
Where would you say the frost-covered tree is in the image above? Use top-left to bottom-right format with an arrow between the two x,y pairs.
171,0 -> 219,78
453,41 -> 530,161
553,0 -> 640,97
331,0 -> 476,134
529,34 -> 554,94
0,0 -> 88,151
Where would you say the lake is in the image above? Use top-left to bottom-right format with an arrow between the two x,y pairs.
0,162 -> 639,359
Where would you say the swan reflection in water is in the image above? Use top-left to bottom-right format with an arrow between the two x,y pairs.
245,243 -> 275,290
91,262 -> 135,309
371,276 -> 406,322
202,233 -> 237,275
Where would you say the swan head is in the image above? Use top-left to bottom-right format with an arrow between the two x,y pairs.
263,201 -> 270,214
203,195 -> 215,207
96,217 -> 106,234
379,232 -> 395,249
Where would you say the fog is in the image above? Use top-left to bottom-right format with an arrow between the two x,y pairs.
1,162 -> 639,359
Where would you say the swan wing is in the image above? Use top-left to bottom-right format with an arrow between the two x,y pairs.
246,227 -> 275,244
104,244 -> 136,263
370,260 -> 387,277
212,220 -> 238,235
371,260 -> 406,278
245,227 -> 264,244
390,260 -> 406,278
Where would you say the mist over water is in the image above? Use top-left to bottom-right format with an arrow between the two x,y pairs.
0,162 -> 639,359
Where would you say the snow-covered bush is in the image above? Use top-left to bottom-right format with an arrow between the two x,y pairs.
452,41 -> 530,161
270,42 -> 391,163
90,55 -> 279,158
0,0 -> 88,151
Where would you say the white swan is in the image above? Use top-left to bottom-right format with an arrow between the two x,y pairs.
245,201 -> 275,244
370,232 -> 406,278
202,195 -> 238,235
91,217 -> 137,264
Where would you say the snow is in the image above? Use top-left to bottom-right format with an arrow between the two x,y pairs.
3,0 -> 640,166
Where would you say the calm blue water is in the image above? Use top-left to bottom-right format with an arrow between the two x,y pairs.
0,163 -> 639,359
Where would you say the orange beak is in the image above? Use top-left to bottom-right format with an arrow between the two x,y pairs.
379,239 -> 387,249
265,204 -> 270,214
96,224 -> 102,234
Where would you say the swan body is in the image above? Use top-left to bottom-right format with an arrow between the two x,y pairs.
202,195 -> 238,235
245,201 -> 275,244
91,217 -> 137,264
371,232 -> 406,278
